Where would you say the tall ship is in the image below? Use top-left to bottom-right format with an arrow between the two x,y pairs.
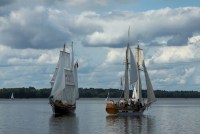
49,43 -> 79,114
106,41 -> 156,115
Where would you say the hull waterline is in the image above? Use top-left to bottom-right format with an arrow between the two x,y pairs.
49,99 -> 76,114
106,100 -> 146,115
51,104 -> 75,114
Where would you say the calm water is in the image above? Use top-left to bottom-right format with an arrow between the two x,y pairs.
0,98 -> 200,134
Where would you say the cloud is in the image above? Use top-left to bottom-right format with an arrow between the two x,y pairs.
0,0 -> 15,7
104,48 -> 124,65
0,44 -> 72,88
0,6 -> 73,49
1,6 -> 200,49
1,1 -> 200,90
82,7 -> 200,47
149,41 -> 200,65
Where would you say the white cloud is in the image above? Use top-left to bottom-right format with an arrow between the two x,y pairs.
104,48 -> 124,64
0,1 -> 200,90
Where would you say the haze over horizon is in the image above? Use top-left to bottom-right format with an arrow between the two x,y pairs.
0,0 -> 200,91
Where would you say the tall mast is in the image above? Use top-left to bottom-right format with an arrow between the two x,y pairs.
124,27 -> 130,100
128,26 -> 130,47
136,40 -> 143,102
124,45 -> 129,100
63,44 -> 66,52
71,41 -> 74,69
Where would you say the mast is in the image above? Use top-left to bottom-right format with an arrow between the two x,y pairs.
136,41 -> 143,102
124,27 -> 131,100
63,44 -> 66,52
124,45 -> 129,100
71,42 -> 74,70
129,48 -> 138,98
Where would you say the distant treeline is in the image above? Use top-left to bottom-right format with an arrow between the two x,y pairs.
0,87 -> 200,98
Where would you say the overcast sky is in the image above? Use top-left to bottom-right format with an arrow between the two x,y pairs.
0,0 -> 200,91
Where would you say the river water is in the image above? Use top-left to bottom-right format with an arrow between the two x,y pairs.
0,98 -> 199,134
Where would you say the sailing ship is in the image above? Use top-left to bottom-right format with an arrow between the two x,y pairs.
106,41 -> 156,115
10,92 -> 14,100
49,43 -> 79,114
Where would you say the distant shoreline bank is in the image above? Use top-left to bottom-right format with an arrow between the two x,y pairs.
0,87 -> 200,98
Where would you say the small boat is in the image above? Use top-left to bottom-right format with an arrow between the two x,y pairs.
106,39 -> 156,115
49,43 -> 79,114
10,92 -> 14,100
105,90 -> 110,101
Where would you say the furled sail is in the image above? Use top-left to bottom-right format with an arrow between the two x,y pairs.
135,46 -> 143,66
134,45 -> 144,102
143,61 -> 156,105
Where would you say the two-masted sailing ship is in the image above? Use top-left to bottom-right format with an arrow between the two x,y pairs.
49,43 -> 79,114
106,42 -> 156,115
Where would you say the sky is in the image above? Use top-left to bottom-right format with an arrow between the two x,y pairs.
0,0 -> 200,91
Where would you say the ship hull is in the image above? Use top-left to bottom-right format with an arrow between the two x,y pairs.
52,104 -> 75,114
106,101 -> 119,115
49,99 -> 76,114
106,100 -> 146,115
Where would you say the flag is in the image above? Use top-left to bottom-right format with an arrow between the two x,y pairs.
74,61 -> 78,68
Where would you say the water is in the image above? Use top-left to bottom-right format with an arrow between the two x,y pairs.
0,98 -> 200,134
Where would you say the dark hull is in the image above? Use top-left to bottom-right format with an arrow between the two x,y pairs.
49,99 -> 76,114
52,104 -> 75,114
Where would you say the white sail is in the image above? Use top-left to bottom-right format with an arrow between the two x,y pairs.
50,67 -> 58,88
135,69 -> 143,102
129,49 -> 138,84
50,51 -> 70,96
50,54 -> 61,88
64,69 -> 76,105
135,46 -> 143,66
143,61 -> 156,105
124,45 -> 129,100
105,90 -> 110,101
11,92 -> 14,99
71,43 -> 79,100
139,70 -> 143,101
50,44 -> 78,106
74,62 -> 79,99
132,86 -> 138,99
71,42 -> 74,70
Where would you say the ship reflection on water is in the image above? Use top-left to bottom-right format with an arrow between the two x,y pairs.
49,113 -> 79,134
106,114 -> 155,134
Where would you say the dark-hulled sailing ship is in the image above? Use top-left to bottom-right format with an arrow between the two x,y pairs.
49,43 -> 79,114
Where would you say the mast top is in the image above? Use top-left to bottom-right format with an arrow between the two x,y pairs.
63,44 -> 66,51
136,40 -> 142,50
128,26 -> 130,46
